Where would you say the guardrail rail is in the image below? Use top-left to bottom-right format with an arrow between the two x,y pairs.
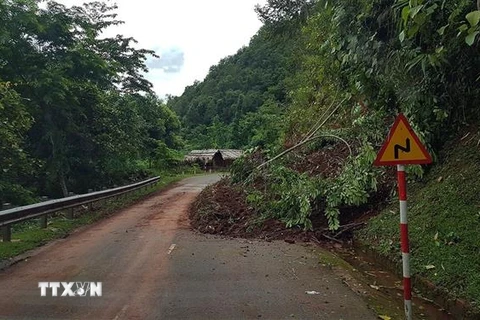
0,176 -> 161,242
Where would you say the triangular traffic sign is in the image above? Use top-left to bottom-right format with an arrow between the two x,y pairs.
374,113 -> 432,166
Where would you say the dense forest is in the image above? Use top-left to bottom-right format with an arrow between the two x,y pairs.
0,1 -> 182,205
167,27 -> 301,151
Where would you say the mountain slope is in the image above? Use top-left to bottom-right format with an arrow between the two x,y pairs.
168,27 -> 301,150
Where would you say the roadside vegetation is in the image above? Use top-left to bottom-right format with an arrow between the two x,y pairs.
185,0 -> 480,313
357,131 -> 480,312
186,0 -> 479,231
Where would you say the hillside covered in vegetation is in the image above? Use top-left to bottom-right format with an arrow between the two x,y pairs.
167,26 -> 301,151
184,0 -> 479,229
186,0 -> 480,313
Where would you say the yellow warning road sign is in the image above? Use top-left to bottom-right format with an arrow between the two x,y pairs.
374,113 -> 432,166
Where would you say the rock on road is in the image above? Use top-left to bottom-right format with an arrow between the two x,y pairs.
0,174 -> 376,320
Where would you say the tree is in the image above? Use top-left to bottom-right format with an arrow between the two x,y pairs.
255,0 -> 315,25
0,81 -> 34,204
0,1 -> 180,199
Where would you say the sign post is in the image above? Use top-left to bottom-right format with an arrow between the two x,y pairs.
374,113 -> 432,320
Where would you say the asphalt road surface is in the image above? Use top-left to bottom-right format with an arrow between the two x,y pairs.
0,174 -> 376,320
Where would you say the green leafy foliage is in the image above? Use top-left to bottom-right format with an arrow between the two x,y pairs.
175,0 -> 479,232
241,0 -> 477,229
201,0 -> 478,232
288,0 -> 479,150
0,81 -> 35,204
242,166 -> 321,230
0,1 -> 182,203
322,144 -> 378,229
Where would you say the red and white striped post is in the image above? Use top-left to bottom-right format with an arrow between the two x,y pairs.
374,113 -> 433,320
397,164 -> 412,320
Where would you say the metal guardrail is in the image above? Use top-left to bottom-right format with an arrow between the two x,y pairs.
0,176 -> 161,242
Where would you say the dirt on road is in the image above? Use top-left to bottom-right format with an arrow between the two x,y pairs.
0,174 -> 377,320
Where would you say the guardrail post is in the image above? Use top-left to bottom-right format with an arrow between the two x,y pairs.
67,192 -> 75,219
39,215 -> 48,228
113,185 -> 120,201
2,225 -> 11,242
2,203 -> 12,242
67,208 -> 74,219
39,196 -> 48,228
88,189 -> 94,211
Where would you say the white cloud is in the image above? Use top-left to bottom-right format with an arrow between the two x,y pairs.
54,0 -> 266,97
147,48 -> 184,73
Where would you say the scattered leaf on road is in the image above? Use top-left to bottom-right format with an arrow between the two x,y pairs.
305,291 -> 321,295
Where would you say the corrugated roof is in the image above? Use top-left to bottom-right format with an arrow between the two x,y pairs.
184,150 -> 218,162
184,149 -> 243,161
188,149 -> 218,156
219,149 -> 243,160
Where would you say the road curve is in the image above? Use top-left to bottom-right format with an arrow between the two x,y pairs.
0,174 -> 376,320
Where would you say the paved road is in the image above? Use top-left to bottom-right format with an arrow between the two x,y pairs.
0,174 -> 376,319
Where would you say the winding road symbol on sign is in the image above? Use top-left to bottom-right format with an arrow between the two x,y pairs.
374,114 -> 432,166
394,138 -> 411,159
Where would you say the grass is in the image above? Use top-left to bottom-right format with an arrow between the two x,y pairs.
357,130 -> 480,311
0,173 -> 193,262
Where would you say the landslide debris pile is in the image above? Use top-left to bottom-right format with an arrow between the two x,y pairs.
189,178 -> 253,236
189,177 -> 312,241
189,144 -> 394,241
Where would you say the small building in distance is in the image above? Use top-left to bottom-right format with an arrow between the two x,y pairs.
184,149 -> 243,170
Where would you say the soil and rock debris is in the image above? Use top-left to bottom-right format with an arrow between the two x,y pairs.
189,178 -> 311,242
189,143 -> 394,243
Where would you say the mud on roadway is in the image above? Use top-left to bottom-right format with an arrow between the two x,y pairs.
0,174 -> 377,320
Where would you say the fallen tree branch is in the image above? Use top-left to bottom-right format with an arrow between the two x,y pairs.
320,233 -> 344,244
301,97 -> 347,144
256,97 -> 349,170
300,96 -> 339,143
323,222 -> 365,232
310,235 -> 323,246
256,133 -> 352,170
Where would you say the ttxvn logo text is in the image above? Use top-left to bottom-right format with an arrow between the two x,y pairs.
39,282 -> 102,297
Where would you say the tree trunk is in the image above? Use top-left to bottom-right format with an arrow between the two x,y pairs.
59,172 -> 68,198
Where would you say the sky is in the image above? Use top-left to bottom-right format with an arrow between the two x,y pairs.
54,0 -> 266,98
